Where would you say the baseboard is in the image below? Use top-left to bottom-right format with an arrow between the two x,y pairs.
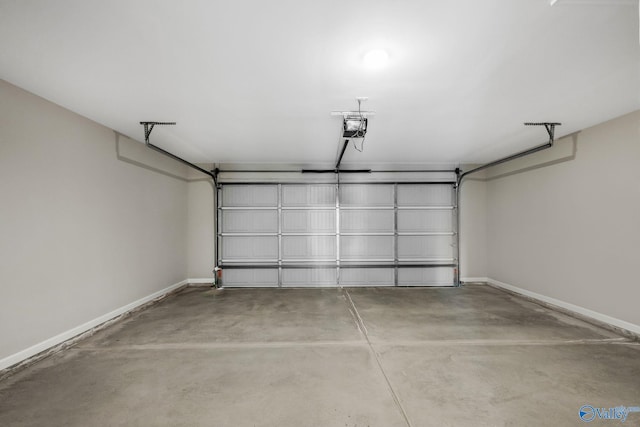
0,279 -> 189,373
187,278 -> 215,287
486,278 -> 640,338
461,277 -> 489,284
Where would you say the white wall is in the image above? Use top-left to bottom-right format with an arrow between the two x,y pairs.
459,172 -> 488,280
187,170 -> 215,279
0,80 -> 189,363
486,110 -> 640,327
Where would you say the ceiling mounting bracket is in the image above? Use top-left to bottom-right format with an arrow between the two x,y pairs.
524,122 -> 562,144
458,121 -> 562,183
140,121 -> 177,144
138,121 -> 216,179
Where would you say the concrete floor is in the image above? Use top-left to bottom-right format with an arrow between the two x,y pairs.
1,285 -> 639,426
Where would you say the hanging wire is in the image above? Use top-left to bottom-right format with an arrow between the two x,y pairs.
353,98 -> 367,152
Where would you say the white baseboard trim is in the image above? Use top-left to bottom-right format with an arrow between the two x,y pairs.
187,278 -> 215,287
461,277 -> 489,283
0,279 -> 189,372
487,278 -> 640,336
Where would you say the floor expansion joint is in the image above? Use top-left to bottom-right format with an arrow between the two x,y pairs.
344,288 -> 414,427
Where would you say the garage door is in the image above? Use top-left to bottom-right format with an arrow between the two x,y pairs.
217,181 -> 457,287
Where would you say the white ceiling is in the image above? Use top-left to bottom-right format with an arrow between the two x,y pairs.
1,0 -> 638,167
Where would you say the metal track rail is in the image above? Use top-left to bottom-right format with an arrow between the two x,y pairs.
458,122 -> 560,182
219,263 -> 457,269
456,122 -> 561,285
139,121 -> 218,181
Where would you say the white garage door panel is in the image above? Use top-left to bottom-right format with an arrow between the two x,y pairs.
218,181 -> 457,287
340,268 -> 395,286
397,210 -> 453,233
281,210 -> 335,233
282,184 -> 335,206
222,185 -> 278,206
282,236 -> 336,260
397,235 -> 453,260
397,184 -> 453,206
340,210 -> 394,233
339,184 -> 394,206
341,236 -> 395,260
398,267 -> 454,286
222,236 -> 278,261
281,268 -> 336,287
222,210 -> 278,233
223,269 -> 279,287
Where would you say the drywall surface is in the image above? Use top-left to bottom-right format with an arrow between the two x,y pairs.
0,80 -> 189,362
459,170 -> 487,280
486,110 -> 640,327
187,169 -> 215,279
